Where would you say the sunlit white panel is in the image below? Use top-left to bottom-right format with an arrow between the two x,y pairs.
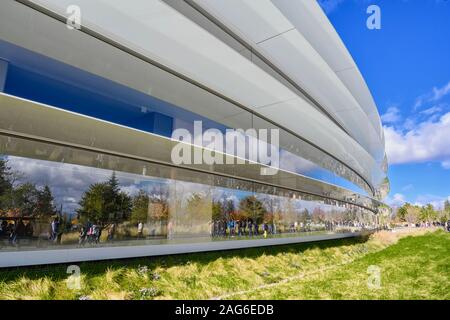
191,0 -> 383,160
272,0 -> 354,73
255,98 -> 378,181
256,30 -> 383,159
30,0 -> 297,109
193,0 -> 294,43
273,0 -> 383,139
335,67 -> 383,138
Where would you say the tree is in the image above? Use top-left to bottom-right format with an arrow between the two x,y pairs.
444,200 -> 450,213
224,199 -> 235,221
0,158 -> 13,211
397,203 -> 409,222
283,199 -> 296,225
419,204 -> 437,222
35,185 -> 56,218
343,207 -> 357,222
212,200 -> 223,222
108,172 -> 120,195
437,209 -> 450,224
131,190 -> 149,224
0,158 -> 57,218
238,196 -> 267,224
0,158 -> 12,195
77,172 -> 132,227
299,209 -> 310,225
405,205 -> 420,225
10,183 -> 39,217
185,193 -> 211,223
148,188 -> 169,221
312,207 -> 326,224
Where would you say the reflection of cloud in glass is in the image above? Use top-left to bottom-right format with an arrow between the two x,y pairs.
6,155 -> 350,220
279,150 -> 317,174
6,156 -> 160,215
213,187 -> 252,205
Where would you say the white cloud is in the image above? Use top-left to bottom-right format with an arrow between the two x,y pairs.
381,106 -> 401,123
384,112 -> 450,167
279,150 -> 317,175
386,193 -> 450,210
420,105 -> 442,115
402,117 -> 416,130
6,156 -> 153,214
414,81 -> 450,109
385,193 -> 406,207
414,96 -> 425,110
442,161 -> 450,169
431,82 -> 450,102
413,194 -> 450,210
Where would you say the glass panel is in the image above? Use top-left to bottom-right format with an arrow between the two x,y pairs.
0,136 -> 379,254
169,171 -> 213,241
0,27 -> 383,195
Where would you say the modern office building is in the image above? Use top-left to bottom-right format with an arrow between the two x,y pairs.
0,0 -> 389,267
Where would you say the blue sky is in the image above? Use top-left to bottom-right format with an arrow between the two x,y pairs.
318,0 -> 450,208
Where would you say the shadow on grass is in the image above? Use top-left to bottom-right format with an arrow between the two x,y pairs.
0,234 -> 371,283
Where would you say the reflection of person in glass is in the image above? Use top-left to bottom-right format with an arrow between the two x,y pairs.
137,221 -> 143,239
78,226 -> 87,247
107,223 -> 116,242
9,221 -> 17,245
89,223 -> 101,244
50,217 -> 59,243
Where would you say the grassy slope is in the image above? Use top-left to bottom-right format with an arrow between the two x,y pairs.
231,230 -> 450,300
0,229 -> 448,300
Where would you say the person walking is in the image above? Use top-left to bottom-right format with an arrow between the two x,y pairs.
79,226 -> 87,247
137,221 -> 144,239
107,223 -> 115,242
51,217 -> 60,243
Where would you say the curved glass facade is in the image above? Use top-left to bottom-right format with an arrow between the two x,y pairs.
0,137 -> 377,253
0,38 -> 372,195
0,0 -> 389,266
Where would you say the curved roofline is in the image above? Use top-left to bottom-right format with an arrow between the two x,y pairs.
190,0 -> 384,163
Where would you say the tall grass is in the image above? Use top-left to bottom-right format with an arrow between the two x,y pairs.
0,228 -> 445,300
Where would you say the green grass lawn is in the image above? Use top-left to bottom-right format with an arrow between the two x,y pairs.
0,229 -> 448,300
230,230 -> 450,300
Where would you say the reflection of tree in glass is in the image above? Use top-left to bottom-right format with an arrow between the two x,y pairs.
186,193 -> 211,224
148,188 -> 170,221
262,195 -> 279,224
238,196 -> 266,224
0,158 -> 56,218
212,200 -> 223,222
212,196 -> 235,222
299,209 -> 309,225
311,207 -> 326,224
130,190 -> 149,224
0,158 -> 13,199
77,172 -> 132,228
283,199 -> 297,226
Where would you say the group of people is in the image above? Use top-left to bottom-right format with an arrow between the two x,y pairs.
211,219 -> 380,239
414,221 -> 448,229
212,219 -> 276,238
0,219 -> 34,245
78,223 -> 104,246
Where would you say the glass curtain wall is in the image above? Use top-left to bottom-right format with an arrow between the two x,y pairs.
0,136 -> 378,253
